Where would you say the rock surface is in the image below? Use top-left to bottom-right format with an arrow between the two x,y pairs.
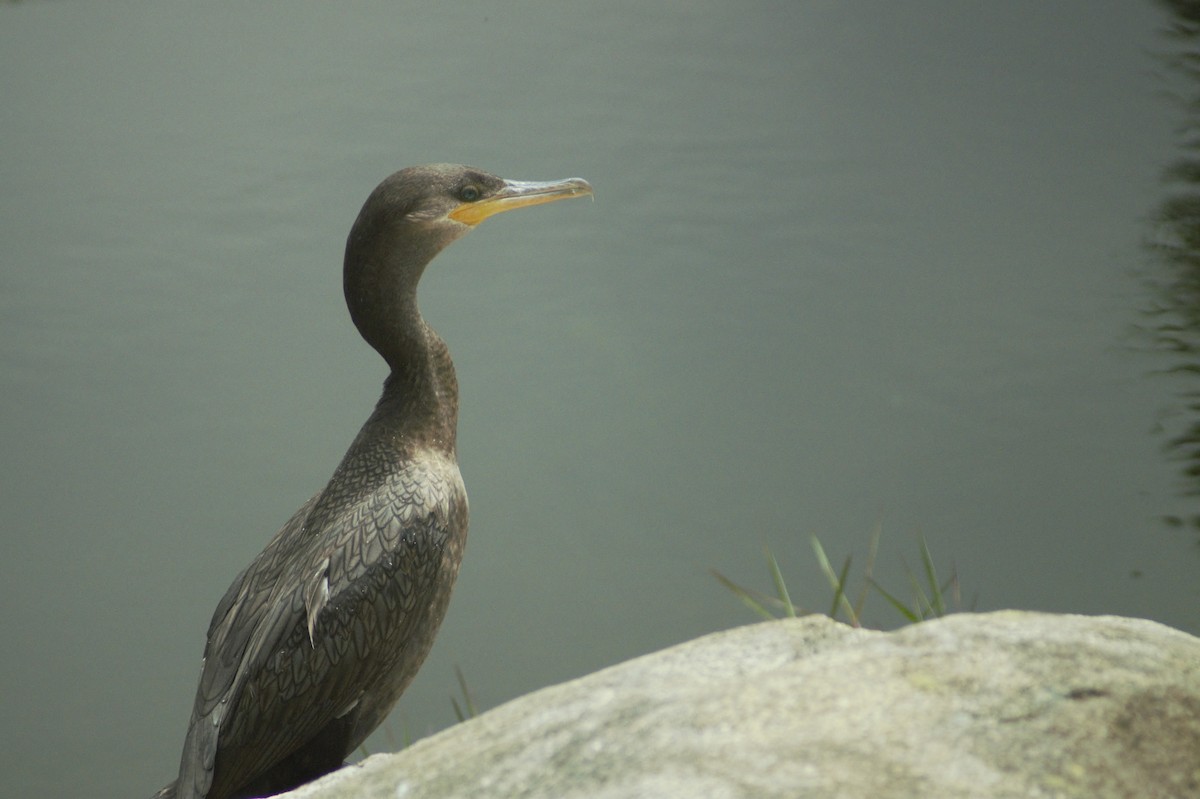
280,611 -> 1200,799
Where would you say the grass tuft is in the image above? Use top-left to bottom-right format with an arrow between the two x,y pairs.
450,665 -> 478,723
716,529 -> 965,629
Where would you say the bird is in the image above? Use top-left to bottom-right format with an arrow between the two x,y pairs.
151,164 -> 593,799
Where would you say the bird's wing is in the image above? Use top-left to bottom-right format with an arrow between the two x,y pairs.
173,496 -> 314,799
173,460 -> 465,799
199,497 -> 316,710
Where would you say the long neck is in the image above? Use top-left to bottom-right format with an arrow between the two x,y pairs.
344,225 -> 461,458
369,320 -> 459,456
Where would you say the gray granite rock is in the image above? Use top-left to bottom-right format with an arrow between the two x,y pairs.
280,611 -> 1200,799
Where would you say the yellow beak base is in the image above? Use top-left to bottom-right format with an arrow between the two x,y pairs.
449,177 -> 593,226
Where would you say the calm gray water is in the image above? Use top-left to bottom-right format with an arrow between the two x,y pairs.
2,2 -> 1196,797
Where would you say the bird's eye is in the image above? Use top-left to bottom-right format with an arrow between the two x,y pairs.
460,185 -> 481,202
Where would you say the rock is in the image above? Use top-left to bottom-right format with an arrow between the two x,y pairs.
280,611 -> 1200,799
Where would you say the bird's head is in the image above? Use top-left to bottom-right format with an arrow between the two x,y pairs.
343,164 -> 592,364
348,164 -> 592,260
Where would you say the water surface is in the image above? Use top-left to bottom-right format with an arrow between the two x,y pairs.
0,3 -> 1195,797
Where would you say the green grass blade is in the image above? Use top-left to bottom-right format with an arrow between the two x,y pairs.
833,555 -> 853,621
866,576 -> 920,624
453,665 -> 478,720
766,547 -> 797,618
853,521 -> 883,622
381,720 -> 401,752
810,536 -> 838,615
918,536 -> 946,617
711,568 -> 779,620
941,564 -> 961,612
811,536 -> 859,626
905,565 -> 934,619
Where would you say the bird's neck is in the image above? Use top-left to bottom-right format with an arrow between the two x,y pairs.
367,317 -> 460,457
343,235 -> 461,458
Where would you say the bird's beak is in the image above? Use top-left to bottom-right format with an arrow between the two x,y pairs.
449,177 -> 594,226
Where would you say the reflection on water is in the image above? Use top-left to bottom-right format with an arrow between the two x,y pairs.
1146,0 -> 1200,537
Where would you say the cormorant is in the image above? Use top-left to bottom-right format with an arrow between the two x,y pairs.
151,164 -> 593,799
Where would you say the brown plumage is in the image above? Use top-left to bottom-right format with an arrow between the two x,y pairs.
151,165 -> 592,799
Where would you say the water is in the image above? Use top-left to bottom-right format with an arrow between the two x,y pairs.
1,2 -> 1195,797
